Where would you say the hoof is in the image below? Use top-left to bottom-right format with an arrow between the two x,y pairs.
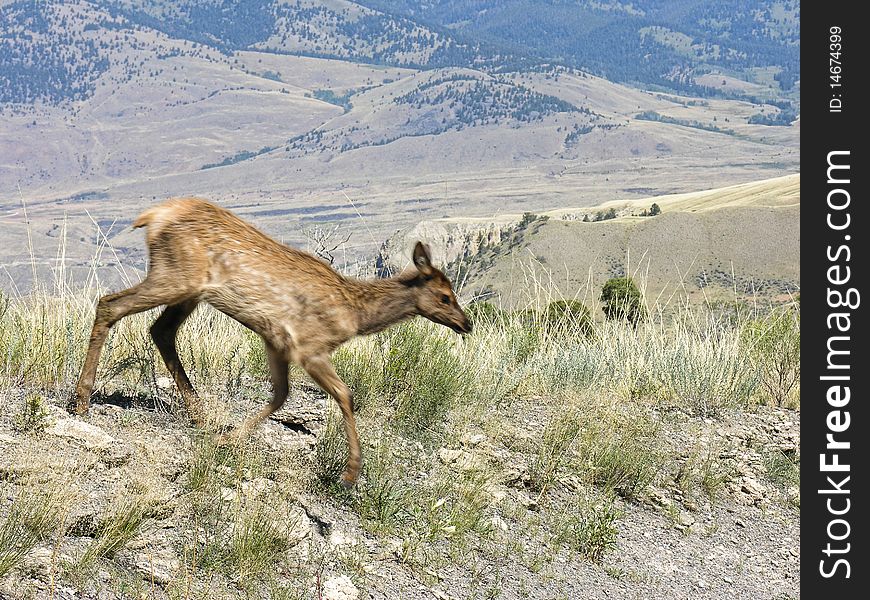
338,474 -> 358,490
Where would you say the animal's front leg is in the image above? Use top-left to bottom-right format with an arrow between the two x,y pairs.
302,353 -> 361,487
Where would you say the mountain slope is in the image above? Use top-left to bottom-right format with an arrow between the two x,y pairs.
0,0 -> 799,293
357,0 -> 800,99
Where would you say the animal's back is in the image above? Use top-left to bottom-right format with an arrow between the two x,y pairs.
134,198 -> 337,276
132,198 -> 352,338
134,198 -> 275,251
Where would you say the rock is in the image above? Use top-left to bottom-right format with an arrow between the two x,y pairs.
688,522 -> 706,535
498,464 -> 529,487
516,491 -> 538,511
22,547 -> 54,580
156,377 -> 174,390
438,448 -> 464,464
461,433 -> 487,447
437,448 -> 485,471
740,477 -> 766,502
321,574 -> 359,600
484,483 -> 508,503
675,511 -> 695,529
287,507 -> 313,544
46,418 -> 132,464
329,528 -> 350,547
735,518 -> 746,528
490,515 -> 509,532
240,477 -> 275,497
131,548 -> 180,585
47,418 -> 115,449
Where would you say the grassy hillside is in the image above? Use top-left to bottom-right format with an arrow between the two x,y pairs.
379,175 -> 799,310
0,281 -> 799,598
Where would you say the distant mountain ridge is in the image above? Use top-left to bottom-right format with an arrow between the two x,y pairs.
1,0 -> 798,107
356,0 -> 799,97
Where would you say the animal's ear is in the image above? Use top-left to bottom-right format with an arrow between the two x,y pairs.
412,242 -> 433,276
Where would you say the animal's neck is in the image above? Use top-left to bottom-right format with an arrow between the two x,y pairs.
349,276 -> 418,336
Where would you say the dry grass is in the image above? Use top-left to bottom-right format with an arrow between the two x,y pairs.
0,264 -> 799,595
0,484 -> 67,579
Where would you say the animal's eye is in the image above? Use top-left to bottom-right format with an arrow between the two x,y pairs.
441,294 -> 451,304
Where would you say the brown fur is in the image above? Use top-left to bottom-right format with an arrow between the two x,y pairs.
74,197 -> 471,486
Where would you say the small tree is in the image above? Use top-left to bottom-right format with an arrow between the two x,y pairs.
742,306 -> 800,407
304,224 -> 351,265
600,277 -> 646,326
649,203 -> 661,216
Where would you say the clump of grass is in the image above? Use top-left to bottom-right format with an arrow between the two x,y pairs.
335,321 -> 469,435
0,289 -> 273,404
389,327 -> 467,434
0,292 -> 92,391
314,409 -> 349,487
181,432 -> 297,581
358,442 -> 411,531
224,496 -> 292,579
0,486 -> 66,578
14,393 -> 51,433
529,407 -> 581,493
436,473 -> 491,539
551,499 -> 621,563
577,408 -> 661,500
673,442 -> 734,502
78,494 -> 152,570
764,449 -> 800,494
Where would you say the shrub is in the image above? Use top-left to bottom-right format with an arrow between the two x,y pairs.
384,324 -> 467,434
541,300 -> 594,338
742,306 -> 800,407
600,277 -> 646,326
15,394 -> 51,433
334,322 -> 468,434
658,323 -> 757,416
464,301 -> 505,327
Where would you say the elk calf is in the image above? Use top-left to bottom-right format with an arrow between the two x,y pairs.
74,198 -> 471,486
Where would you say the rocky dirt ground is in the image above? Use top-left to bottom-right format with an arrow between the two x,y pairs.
0,384 -> 799,600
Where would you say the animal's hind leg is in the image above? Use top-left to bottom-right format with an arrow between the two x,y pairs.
74,280 -> 193,415
217,341 -> 289,444
150,299 -> 201,423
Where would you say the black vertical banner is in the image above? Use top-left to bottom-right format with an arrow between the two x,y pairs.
803,4 -> 867,597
